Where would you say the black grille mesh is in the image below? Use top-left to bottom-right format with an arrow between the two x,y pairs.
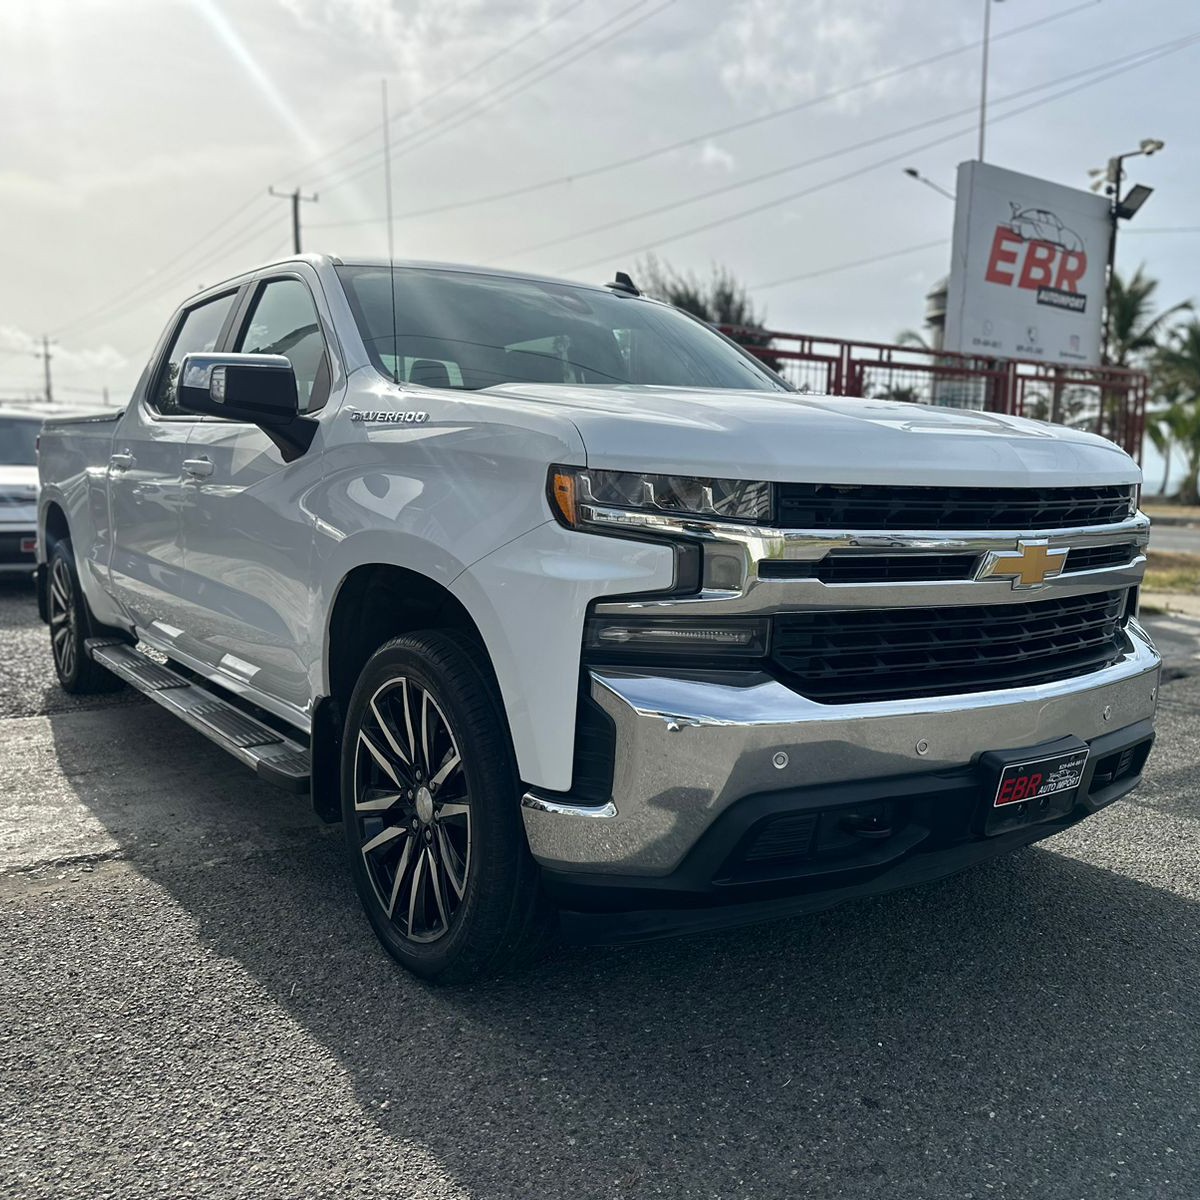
774,483 -> 1134,531
771,590 -> 1128,703
759,542 -> 1139,584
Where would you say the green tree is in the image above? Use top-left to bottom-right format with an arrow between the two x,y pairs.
1108,265 -> 1193,367
1154,320 -> 1200,504
637,255 -> 779,371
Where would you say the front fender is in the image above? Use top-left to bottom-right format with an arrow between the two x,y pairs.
450,522 -> 674,791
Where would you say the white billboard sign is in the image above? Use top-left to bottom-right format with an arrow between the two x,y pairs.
944,161 -> 1111,366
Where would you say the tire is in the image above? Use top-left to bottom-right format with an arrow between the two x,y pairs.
340,630 -> 556,983
47,538 -> 124,695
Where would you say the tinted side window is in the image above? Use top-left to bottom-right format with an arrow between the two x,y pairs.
236,278 -> 330,412
151,292 -> 237,416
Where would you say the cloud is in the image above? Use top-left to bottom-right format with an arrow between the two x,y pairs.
0,325 -> 127,397
715,0 -> 966,111
696,140 -> 736,172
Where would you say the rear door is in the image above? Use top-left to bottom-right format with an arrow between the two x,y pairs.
179,270 -> 335,719
107,290 -> 239,639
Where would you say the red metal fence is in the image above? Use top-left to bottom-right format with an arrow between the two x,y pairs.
720,327 -> 1150,462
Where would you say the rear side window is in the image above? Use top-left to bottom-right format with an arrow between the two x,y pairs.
235,278 -> 331,412
151,292 -> 237,416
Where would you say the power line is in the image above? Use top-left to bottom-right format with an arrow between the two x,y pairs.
1125,226 -> 1200,235
50,193 -> 270,339
307,0 -> 1100,231
310,0 -> 675,196
557,30 -> 1200,275
509,30 -> 1196,265
60,208 -> 285,341
281,0 -> 592,189
42,1 -> 596,346
751,239 -> 951,292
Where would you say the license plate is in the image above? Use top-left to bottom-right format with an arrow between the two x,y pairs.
994,747 -> 1089,807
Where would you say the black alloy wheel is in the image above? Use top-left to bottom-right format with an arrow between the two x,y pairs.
353,674 -> 470,943
341,631 -> 555,982
47,538 -> 123,694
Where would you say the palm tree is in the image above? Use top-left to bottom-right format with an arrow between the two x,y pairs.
1108,265 -> 1193,367
637,255 -> 779,371
1155,320 -> 1200,504
895,329 -> 932,350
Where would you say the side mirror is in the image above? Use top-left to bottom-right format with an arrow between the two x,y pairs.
178,353 -> 316,461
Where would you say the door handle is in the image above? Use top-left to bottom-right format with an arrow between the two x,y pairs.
109,451 -> 135,471
182,457 -> 214,479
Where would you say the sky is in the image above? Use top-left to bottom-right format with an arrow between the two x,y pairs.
1,0 -> 1198,411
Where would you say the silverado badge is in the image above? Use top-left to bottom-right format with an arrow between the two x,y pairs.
974,539 -> 1069,589
351,411 -> 429,423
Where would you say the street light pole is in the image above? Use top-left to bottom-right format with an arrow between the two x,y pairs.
1092,139 -> 1164,363
978,0 -> 1004,161
903,168 -> 955,201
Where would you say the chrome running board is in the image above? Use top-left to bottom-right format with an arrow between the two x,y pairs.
86,639 -> 310,792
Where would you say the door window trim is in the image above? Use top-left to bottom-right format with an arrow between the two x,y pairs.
143,286 -> 246,424
231,272 -> 334,414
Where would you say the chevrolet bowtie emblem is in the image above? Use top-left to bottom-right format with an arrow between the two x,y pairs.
975,539 -> 1069,589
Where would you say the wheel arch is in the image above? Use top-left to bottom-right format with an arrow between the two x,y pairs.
311,563 -> 496,822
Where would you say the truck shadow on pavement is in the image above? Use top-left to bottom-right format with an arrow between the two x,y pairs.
39,701 -> 1200,1199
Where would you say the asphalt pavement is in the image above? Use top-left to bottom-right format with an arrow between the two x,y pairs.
1148,523 -> 1200,555
1,577 -> 1198,1200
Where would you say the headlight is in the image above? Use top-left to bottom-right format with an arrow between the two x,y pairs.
585,616 -> 769,661
549,466 -> 771,528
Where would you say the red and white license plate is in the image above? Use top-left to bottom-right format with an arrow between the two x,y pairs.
993,747 -> 1090,808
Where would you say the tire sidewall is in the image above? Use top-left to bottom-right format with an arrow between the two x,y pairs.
340,633 -> 524,980
48,539 -> 87,691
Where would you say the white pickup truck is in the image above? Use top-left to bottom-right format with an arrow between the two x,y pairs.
36,255 -> 1160,981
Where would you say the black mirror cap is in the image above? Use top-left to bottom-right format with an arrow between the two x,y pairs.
177,352 -> 316,462
177,353 -> 299,425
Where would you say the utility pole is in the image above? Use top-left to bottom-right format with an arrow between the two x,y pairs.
269,186 -> 319,254
36,336 -> 54,405
978,0 -> 1004,162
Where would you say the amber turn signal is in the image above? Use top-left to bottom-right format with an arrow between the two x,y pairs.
551,470 -> 577,527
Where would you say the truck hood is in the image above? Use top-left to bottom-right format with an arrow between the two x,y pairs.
483,384 -> 1139,488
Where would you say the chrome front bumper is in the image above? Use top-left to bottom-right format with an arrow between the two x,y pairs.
521,621 -> 1161,876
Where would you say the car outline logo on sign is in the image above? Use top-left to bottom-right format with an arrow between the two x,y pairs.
974,539 -> 1069,590
985,201 -> 1090,316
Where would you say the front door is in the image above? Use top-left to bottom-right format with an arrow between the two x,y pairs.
106,290 -> 238,641
179,274 -> 333,719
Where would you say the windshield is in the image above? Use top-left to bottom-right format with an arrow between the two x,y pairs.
0,418 -> 40,465
335,266 -> 788,393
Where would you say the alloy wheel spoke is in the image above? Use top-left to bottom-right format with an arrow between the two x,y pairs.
401,680 -> 417,771
436,825 -> 466,899
361,825 -> 407,855
359,729 -> 405,789
369,696 -> 410,765
387,838 -> 414,918
420,689 -> 433,775
426,847 -> 449,930
438,802 -> 469,819
430,750 -> 461,790
355,787 -> 404,814
407,846 -> 427,935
